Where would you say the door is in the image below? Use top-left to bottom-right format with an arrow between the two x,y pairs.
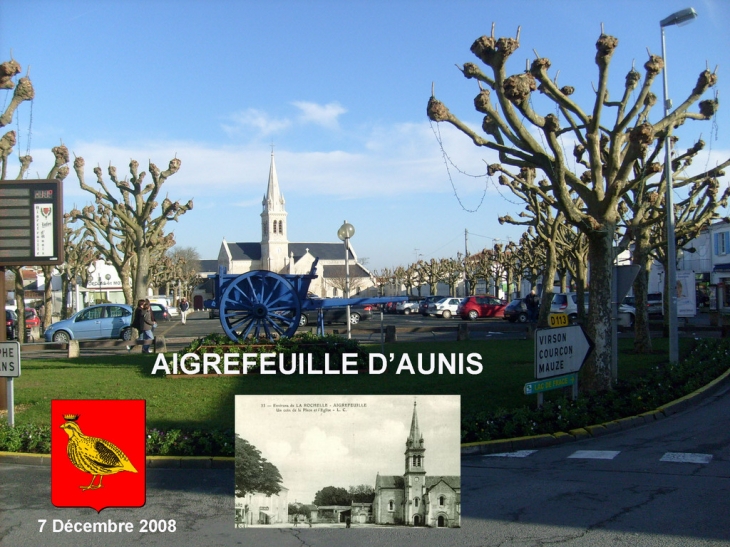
102,305 -> 131,338
72,306 -> 104,339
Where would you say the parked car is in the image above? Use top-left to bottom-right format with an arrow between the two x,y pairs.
618,303 -> 636,328
458,295 -> 507,320
549,292 -> 590,322
647,293 -> 663,316
24,308 -> 41,329
44,304 -> 134,343
148,302 -> 171,322
5,309 -> 17,340
502,298 -> 528,323
427,297 -> 464,319
395,298 -> 423,315
418,296 -> 442,316
149,296 -> 178,316
297,305 -> 373,327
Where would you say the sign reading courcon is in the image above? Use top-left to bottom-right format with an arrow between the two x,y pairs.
534,325 -> 593,379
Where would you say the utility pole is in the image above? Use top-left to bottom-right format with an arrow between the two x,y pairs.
464,229 -> 470,296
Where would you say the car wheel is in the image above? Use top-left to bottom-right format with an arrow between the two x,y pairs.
53,331 -> 70,343
569,314 -> 578,325
350,313 -> 360,325
299,314 -> 308,327
121,328 -> 133,341
517,312 -> 528,323
403,309 -> 411,315
468,310 -> 478,320
442,310 -> 452,319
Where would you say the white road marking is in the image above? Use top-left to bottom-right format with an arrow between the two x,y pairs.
568,450 -> 621,460
485,450 -> 538,458
660,452 -> 713,464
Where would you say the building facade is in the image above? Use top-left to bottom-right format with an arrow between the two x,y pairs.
372,402 -> 460,527
235,487 -> 289,526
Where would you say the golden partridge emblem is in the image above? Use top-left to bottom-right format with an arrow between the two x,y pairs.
60,415 -> 138,490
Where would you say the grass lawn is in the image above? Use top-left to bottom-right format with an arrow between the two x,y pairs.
8,337 -> 683,431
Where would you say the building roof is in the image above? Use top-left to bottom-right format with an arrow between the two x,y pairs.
198,259 -> 219,273
375,475 -> 404,489
228,242 -> 263,261
425,476 -> 460,491
322,264 -> 370,279
289,242 -> 354,261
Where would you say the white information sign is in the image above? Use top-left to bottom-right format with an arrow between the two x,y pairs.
675,270 -> 697,318
34,203 -> 55,257
534,326 -> 592,380
0,341 -> 21,377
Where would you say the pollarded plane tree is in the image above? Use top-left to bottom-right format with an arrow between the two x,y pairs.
516,228 -> 548,298
558,222 -> 590,325
441,255 -> 465,297
495,166 -> 565,321
59,218 -> 99,319
617,137 -> 729,353
418,258 -> 446,296
69,158 -> 192,303
371,267 -> 394,297
427,25 -> 719,391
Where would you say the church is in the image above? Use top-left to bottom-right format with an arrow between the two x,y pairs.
372,402 -> 461,527
215,153 -> 373,298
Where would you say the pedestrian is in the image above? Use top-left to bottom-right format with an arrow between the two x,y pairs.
525,289 -> 539,323
179,297 -> 190,324
140,301 -> 155,353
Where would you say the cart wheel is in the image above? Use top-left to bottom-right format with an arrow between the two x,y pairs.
219,270 -> 301,342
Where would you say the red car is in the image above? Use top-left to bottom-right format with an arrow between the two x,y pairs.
24,308 -> 41,329
458,295 -> 507,320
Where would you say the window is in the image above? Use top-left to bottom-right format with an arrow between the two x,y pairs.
388,500 -> 394,511
414,497 -> 419,508
716,232 -> 730,256
107,306 -> 129,318
273,221 -> 277,234
76,307 -> 103,322
439,496 -> 445,506
278,220 -> 283,233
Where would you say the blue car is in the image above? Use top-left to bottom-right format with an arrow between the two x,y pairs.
44,304 -> 134,343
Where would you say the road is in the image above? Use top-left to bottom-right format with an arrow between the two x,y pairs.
2,376 -> 729,546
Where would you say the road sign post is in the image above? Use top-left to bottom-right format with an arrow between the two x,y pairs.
0,341 -> 21,426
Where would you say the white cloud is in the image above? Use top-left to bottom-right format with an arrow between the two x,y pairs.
221,108 -> 291,137
292,101 -> 346,130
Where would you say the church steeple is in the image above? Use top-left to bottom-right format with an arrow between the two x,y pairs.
261,151 -> 288,271
407,401 -> 424,448
263,151 -> 285,213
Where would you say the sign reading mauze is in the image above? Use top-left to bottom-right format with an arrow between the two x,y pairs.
534,325 -> 593,379
0,179 -> 64,266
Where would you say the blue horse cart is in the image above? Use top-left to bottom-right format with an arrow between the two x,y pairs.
204,260 -> 405,342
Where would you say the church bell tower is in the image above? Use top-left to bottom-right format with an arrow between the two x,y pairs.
404,400 -> 426,525
260,151 -> 288,272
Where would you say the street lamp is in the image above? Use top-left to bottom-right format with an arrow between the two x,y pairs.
337,221 -> 355,339
661,6 -> 697,364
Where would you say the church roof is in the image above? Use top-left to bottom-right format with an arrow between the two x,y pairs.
228,242 -> 263,261
425,476 -> 460,491
289,242 -> 354,261
375,475 -> 404,489
322,264 -> 371,279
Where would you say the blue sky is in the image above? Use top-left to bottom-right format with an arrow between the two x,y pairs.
2,0 -> 728,270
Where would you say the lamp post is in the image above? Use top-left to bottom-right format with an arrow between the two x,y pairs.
660,6 -> 697,364
337,221 -> 355,339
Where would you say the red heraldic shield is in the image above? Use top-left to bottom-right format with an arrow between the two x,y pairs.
51,400 -> 146,512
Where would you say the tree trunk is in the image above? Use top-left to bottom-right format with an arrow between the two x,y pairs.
632,228 -> 653,353
582,228 -> 615,392
134,246 -> 152,302
537,240 -> 559,327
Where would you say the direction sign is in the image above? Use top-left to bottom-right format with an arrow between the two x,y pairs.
0,341 -> 21,377
524,373 -> 576,395
534,325 -> 593,379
